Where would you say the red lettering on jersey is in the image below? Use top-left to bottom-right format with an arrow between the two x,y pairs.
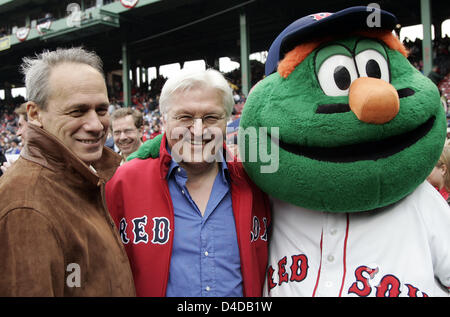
278,256 -> 289,285
376,274 -> 401,297
348,266 -> 431,297
290,254 -> 308,282
348,266 -> 379,296
405,284 -> 429,297
267,265 -> 276,291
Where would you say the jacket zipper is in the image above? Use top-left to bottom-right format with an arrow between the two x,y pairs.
161,180 -> 175,297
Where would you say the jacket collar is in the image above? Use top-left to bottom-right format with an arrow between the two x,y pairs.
158,134 -> 175,179
21,124 -> 121,186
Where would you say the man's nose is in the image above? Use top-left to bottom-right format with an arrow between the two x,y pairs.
190,118 -> 204,135
84,110 -> 105,132
118,130 -> 129,138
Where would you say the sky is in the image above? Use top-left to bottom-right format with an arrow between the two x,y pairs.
2,21 -> 449,100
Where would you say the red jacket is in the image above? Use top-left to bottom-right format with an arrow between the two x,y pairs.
106,136 -> 271,297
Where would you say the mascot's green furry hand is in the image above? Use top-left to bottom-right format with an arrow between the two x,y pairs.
127,133 -> 163,161
240,32 -> 446,213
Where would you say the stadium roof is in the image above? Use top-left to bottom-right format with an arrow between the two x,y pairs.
0,0 -> 449,90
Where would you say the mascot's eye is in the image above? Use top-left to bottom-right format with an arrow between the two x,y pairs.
355,49 -> 390,82
317,55 -> 358,96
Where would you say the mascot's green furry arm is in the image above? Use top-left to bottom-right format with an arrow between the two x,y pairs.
127,133 -> 162,161
128,6 -> 450,297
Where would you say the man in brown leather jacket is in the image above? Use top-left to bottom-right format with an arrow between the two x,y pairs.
0,47 -> 136,296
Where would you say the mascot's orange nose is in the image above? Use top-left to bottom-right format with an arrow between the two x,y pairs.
348,77 -> 399,124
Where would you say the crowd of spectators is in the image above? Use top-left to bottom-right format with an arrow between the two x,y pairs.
404,35 -> 450,81
0,96 -> 26,157
403,35 -> 450,113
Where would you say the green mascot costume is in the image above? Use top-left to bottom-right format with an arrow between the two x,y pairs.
129,6 -> 450,297
240,6 -> 450,297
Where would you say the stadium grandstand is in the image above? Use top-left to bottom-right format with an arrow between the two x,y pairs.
0,0 -> 449,157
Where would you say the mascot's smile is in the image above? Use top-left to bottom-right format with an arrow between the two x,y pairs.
275,115 -> 434,162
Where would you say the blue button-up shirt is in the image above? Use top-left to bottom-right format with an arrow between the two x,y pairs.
165,153 -> 243,297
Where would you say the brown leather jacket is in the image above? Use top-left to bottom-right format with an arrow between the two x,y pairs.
0,124 -> 136,296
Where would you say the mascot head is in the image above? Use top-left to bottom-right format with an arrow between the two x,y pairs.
239,6 -> 446,212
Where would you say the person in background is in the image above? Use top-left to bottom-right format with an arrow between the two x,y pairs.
427,143 -> 450,203
150,122 -> 161,139
440,88 -> 448,114
110,107 -> 143,164
0,151 -> 6,177
5,139 -> 20,154
0,47 -> 135,296
14,102 -> 28,142
141,122 -> 152,141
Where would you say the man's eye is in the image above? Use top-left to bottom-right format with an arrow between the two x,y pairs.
204,116 -> 219,123
69,110 -> 84,116
178,115 -> 192,121
97,109 -> 108,115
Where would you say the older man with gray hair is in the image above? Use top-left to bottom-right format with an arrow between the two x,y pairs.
0,47 -> 135,296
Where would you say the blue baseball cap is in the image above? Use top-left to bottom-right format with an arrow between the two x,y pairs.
265,6 -> 398,76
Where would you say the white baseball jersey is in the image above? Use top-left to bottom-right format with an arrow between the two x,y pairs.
264,181 -> 450,297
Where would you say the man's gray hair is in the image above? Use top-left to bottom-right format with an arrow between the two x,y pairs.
159,68 -> 234,119
21,47 -> 104,110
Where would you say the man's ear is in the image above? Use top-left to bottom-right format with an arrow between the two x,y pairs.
161,115 -> 167,133
26,101 -> 43,127
441,164 -> 448,176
